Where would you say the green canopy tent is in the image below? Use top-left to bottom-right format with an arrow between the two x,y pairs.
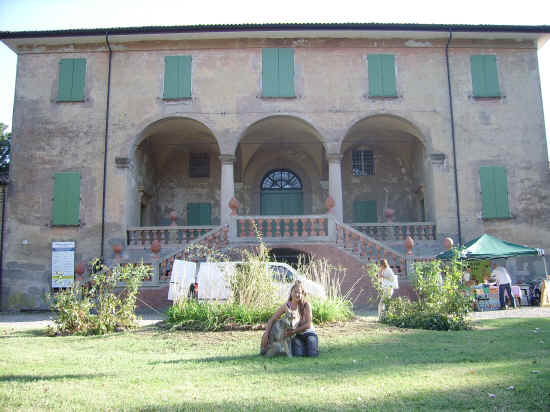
436,233 -> 546,274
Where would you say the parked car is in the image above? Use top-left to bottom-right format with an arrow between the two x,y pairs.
168,260 -> 326,301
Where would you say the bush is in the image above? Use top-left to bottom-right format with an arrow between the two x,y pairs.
369,256 -> 474,331
48,259 -> 150,335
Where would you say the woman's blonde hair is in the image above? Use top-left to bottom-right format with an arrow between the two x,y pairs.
288,280 -> 307,318
380,259 -> 389,268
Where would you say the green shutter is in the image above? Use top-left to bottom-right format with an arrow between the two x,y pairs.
57,58 -> 86,101
164,55 -> 192,99
187,203 -> 211,225
277,48 -> 295,97
368,54 -> 396,97
353,200 -> 378,223
480,166 -> 509,219
471,55 -> 500,97
262,48 -> 279,97
52,172 -> 80,226
262,48 -> 294,97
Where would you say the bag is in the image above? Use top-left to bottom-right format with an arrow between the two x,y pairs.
392,274 -> 399,289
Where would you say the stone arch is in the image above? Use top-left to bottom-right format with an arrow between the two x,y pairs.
234,115 -> 328,215
339,114 -> 430,224
127,116 -> 221,227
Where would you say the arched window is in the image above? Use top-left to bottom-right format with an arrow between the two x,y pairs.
261,169 -> 302,190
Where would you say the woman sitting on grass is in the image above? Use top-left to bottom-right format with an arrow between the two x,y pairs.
261,280 -> 319,357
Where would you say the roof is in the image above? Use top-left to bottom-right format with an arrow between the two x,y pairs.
436,233 -> 544,260
2,22 -> 550,38
2,23 -> 550,53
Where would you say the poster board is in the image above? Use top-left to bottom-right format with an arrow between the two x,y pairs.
51,241 -> 75,288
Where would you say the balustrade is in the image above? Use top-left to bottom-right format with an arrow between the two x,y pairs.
351,222 -> 436,241
235,215 -> 329,239
127,225 -> 217,248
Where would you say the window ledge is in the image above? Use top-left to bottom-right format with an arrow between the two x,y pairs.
471,95 -> 504,101
162,97 -> 193,102
481,215 -> 513,221
259,95 -> 297,100
56,99 -> 85,103
366,95 -> 400,100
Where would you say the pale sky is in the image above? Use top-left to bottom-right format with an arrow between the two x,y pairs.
1,0 -> 549,155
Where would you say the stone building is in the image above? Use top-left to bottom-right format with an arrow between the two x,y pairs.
1,23 -> 549,310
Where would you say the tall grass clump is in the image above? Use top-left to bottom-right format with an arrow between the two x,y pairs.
228,240 -> 277,308
48,259 -> 150,335
297,256 -> 356,323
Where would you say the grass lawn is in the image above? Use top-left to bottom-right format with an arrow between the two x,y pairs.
0,316 -> 549,411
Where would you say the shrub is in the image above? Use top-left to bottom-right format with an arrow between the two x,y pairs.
370,255 -> 474,331
48,259 -> 150,335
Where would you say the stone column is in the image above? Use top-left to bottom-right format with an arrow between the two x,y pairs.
219,155 -> 235,227
327,154 -> 344,222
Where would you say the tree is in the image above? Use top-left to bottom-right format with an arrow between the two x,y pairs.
0,123 -> 11,173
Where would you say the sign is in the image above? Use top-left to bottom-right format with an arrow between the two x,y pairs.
52,241 -> 75,288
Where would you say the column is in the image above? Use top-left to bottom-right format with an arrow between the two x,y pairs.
219,155 -> 235,227
327,154 -> 344,223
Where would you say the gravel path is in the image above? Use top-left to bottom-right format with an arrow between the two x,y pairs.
1,306 -> 548,330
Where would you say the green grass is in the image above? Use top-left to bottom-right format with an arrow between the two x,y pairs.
0,317 -> 549,411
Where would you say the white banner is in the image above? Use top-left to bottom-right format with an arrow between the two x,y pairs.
52,241 -> 75,288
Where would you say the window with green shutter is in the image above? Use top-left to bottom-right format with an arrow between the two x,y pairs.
479,166 -> 510,219
353,200 -> 378,223
367,54 -> 397,97
52,172 -> 81,226
163,56 -> 192,99
57,58 -> 86,102
262,48 -> 295,98
187,203 -> 211,226
470,55 -> 500,98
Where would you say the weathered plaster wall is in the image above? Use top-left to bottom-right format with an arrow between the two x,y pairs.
3,35 -> 549,310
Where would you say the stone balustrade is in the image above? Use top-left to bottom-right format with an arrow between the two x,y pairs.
127,225 -> 217,248
351,222 -> 436,241
336,222 -> 407,273
235,215 -> 329,239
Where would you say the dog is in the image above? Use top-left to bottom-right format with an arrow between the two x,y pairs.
263,306 -> 299,358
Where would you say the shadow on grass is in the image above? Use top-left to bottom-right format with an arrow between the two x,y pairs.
0,373 -> 112,383
149,318 -> 549,379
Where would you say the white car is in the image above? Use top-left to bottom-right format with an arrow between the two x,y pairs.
168,260 -> 326,301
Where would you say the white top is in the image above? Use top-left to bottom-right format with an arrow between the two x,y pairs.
492,266 -> 512,285
462,270 -> 471,283
381,267 -> 396,289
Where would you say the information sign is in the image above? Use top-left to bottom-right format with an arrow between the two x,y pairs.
52,241 -> 75,288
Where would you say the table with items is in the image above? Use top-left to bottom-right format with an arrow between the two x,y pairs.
472,284 -> 530,311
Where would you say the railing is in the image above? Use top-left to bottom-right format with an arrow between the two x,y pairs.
126,225 -> 217,248
234,215 -> 329,239
336,222 -> 408,273
351,222 -> 436,241
157,225 -> 229,283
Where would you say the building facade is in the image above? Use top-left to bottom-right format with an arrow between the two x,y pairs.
1,23 -> 549,310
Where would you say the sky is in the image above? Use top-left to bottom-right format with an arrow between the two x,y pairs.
0,0 -> 549,154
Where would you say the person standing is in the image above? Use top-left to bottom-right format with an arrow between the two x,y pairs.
492,264 -> 517,310
377,259 -> 397,318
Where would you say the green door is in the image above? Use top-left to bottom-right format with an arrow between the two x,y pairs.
353,200 -> 378,223
260,169 -> 304,215
261,191 -> 303,215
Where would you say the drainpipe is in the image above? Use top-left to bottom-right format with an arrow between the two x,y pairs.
0,184 -> 6,308
101,33 -> 113,259
445,29 -> 463,244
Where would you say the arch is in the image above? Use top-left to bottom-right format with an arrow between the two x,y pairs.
339,113 -> 429,154
261,169 -> 303,190
235,114 -> 327,154
132,116 -> 221,153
